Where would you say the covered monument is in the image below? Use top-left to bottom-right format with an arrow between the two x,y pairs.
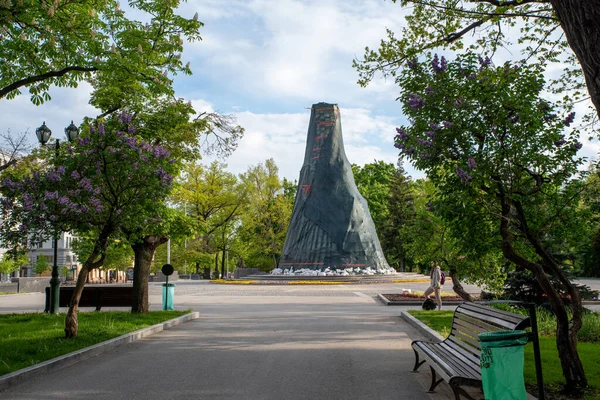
277,103 -> 393,274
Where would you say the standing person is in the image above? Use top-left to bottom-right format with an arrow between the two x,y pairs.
424,262 -> 442,310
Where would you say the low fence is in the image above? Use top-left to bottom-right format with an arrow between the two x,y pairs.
234,268 -> 262,279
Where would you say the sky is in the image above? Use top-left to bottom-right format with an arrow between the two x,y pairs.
1,0 -> 598,181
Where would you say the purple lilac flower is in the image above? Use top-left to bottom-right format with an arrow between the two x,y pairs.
93,187 -> 101,195
428,122 -> 440,130
23,193 -> 33,211
573,142 -> 583,151
124,137 -> 138,149
456,167 -> 472,183
98,123 -> 105,136
80,205 -> 89,214
538,101 -> 551,112
48,169 -> 62,182
468,156 -> 477,170
128,124 -> 136,134
57,166 -> 65,175
442,121 -> 454,128
115,131 -> 125,137
424,131 -> 436,139
58,196 -> 70,206
467,74 -> 476,80
554,135 -> 566,147
407,58 -> 418,70
89,125 -> 96,134
152,146 -> 171,159
420,153 -> 432,159
89,197 -> 103,212
563,112 -> 576,127
416,138 -> 434,147
478,56 -> 491,68
18,224 -> 27,231
108,147 -> 117,153
407,93 -> 424,110
431,54 -> 447,74
120,112 -> 133,124
71,170 -> 80,179
80,177 -> 94,192
44,191 -> 59,200
140,155 -> 148,162
424,86 -> 434,95
395,127 -> 409,141
544,113 -> 557,123
116,209 -> 122,214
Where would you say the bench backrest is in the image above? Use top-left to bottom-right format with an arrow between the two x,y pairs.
447,302 -> 530,367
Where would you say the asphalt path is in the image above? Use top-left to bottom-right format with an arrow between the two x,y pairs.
1,280 -> 460,400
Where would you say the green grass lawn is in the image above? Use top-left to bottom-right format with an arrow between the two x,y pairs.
408,310 -> 600,397
0,310 -> 189,376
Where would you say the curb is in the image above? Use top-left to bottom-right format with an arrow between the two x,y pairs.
0,311 -> 200,392
377,294 -> 466,306
400,311 -> 444,342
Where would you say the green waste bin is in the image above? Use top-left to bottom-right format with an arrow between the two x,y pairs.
162,283 -> 175,310
478,330 -> 529,400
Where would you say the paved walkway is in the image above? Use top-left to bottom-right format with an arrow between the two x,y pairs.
0,281 -> 460,399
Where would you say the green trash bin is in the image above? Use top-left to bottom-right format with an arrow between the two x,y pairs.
162,283 -> 175,310
478,330 -> 529,400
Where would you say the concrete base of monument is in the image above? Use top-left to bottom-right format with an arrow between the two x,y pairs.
240,272 -> 429,282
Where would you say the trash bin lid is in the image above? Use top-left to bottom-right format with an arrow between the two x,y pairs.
478,330 -> 528,347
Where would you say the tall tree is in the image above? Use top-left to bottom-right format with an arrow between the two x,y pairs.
354,1 -> 600,121
0,115 -> 175,336
239,159 -> 292,270
393,53 -> 588,390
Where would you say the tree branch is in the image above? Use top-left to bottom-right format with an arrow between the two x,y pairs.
0,66 -> 98,99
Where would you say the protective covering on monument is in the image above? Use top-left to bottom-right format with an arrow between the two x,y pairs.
276,102 -> 393,276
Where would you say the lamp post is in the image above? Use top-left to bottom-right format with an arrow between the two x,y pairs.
36,121 -> 79,314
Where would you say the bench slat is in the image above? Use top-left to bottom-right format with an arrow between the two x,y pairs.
460,302 -> 529,328
416,341 -> 480,380
445,336 -> 480,363
457,307 -> 524,330
454,312 -> 507,334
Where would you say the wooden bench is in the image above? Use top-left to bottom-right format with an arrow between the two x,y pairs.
411,302 -> 530,400
45,285 -> 133,311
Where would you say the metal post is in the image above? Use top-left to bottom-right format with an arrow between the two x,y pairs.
525,302 -> 544,400
164,275 -> 169,311
167,238 -> 170,264
48,139 -> 61,314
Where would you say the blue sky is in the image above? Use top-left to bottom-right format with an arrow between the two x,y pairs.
1,0 -> 597,181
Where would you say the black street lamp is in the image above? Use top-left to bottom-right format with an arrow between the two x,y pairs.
36,121 -> 79,314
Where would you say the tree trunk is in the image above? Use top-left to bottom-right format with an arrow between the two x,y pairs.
499,197 -> 587,391
131,235 -> 168,314
214,252 -> 219,278
551,1 -> 600,120
64,237 -> 108,338
221,249 -> 226,279
449,268 -> 473,301
195,262 -> 200,275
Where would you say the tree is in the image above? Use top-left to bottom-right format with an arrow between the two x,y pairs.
0,251 -> 28,279
171,161 -> 246,275
393,53 -> 588,390
354,1 -> 600,121
33,255 -> 50,276
0,0 -> 201,104
239,159 -> 292,270
0,130 -> 29,172
0,114 -> 175,337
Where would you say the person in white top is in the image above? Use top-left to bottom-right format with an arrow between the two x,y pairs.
424,262 -> 442,310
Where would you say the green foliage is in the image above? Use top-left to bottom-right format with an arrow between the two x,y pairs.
0,310 -> 188,375
0,252 -> 28,276
238,159 -> 292,270
33,255 -> 50,275
0,0 -> 202,104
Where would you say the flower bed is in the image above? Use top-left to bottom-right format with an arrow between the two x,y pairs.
382,292 -> 473,301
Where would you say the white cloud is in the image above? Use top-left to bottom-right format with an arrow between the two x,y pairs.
202,105 -> 403,181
